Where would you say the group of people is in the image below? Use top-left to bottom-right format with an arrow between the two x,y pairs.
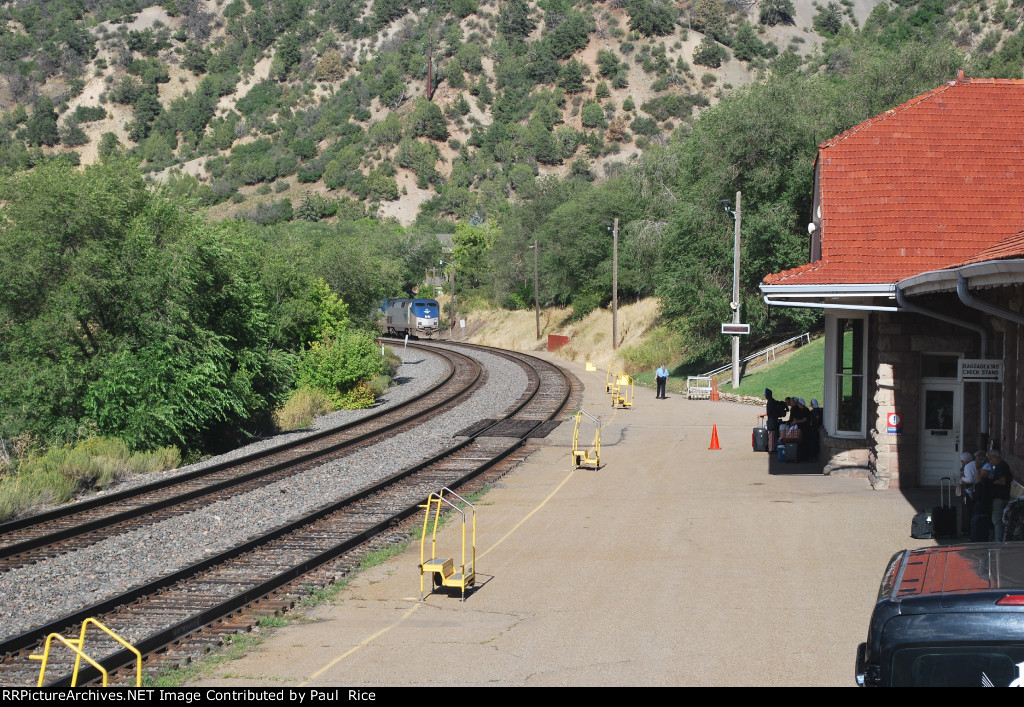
763,389 -> 823,459
960,449 -> 1017,542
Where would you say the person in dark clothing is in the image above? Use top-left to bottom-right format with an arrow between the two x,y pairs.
971,461 -> 994,542
987,450 -> 1012,542
782,397 -> 798,426
764,389 -> 785,451
808,399 -> 823,458
789,398 -> 812,460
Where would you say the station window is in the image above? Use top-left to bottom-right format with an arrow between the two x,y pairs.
834,317 -> 866,436
921,353 -> 960,379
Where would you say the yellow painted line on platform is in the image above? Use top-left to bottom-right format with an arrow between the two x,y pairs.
298,460 -> 579,683
298,601 -> 423,686
481,467 -> 575,559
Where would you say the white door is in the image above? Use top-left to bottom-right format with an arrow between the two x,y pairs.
920,382 -> 962,486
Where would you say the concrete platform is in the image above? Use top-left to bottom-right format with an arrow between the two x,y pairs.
190,356 -> 940,687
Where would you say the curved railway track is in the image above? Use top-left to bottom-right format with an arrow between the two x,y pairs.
0,345 -> 477,571
0,344 -> 576,687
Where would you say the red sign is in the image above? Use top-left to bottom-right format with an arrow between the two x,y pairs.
547,334 -> 570,351
887,412 -> 902,434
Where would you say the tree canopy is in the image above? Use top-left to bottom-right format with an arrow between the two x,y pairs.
0,160 -> 291,451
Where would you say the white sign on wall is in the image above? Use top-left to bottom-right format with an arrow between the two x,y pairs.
959,359 -> 1003,382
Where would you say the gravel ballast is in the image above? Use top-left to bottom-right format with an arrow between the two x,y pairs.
0,345 -> 528,642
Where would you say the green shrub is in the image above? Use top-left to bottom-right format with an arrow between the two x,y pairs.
407,98 -> 449,141
570,289 -> 605,321
340,382 -> 376,410
71,105 -> 107,123
631,116 -> 660,136
296,330 -> 388,406
274,386 -> 334,431
813,2 -> 844,37
620,326 -> 685,375
693,35 -> 728,68
581,102 -> 605,128
367,373 -> 392,398
760,0 -> 796,26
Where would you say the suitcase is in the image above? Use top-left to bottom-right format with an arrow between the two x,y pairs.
753,427 -> 769,452
911,478 -> 957,539
911,508 -> 935,539
783,442 -> 799,463
932,477 -> 957,538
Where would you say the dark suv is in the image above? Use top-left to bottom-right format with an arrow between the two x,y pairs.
856,544 -> 1024,687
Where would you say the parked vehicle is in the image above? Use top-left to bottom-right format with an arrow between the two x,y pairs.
856,544 -> 1024,687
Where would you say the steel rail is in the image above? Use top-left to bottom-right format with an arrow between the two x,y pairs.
0,345 -> 477,565
0,346 -> 572,687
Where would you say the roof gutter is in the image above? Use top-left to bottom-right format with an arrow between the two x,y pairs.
761,282 -> 900,311
899,260 -> 1024,296
760,283 -> 897,297
761,294 -> 901,312
957,272 -> 1024,326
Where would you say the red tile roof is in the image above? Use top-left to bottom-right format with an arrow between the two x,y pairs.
957,231 -> 1024,266
763,77 -> 1024,287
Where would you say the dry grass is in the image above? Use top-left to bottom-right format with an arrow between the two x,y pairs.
273,386 -> 334,431
464,297 -> 663,373
0,437 -> 180,522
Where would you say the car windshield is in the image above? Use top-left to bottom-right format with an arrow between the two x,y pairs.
891,645 -> 1024,686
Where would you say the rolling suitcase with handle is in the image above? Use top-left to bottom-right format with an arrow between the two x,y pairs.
911,477 -> 956,539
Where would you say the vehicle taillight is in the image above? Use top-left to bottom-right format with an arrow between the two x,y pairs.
996,595 -> 1024,606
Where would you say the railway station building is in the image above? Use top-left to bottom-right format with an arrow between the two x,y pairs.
760,73 -> 1024,490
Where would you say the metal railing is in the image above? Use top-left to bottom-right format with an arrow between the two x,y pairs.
700,332 -> 812,378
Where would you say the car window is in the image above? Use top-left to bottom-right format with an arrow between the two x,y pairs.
891,645 -> 1024,687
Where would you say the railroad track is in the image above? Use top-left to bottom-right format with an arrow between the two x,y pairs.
0,344 -> 576,687
0,345 -> 477,571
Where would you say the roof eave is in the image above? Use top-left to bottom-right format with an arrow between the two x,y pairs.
898,259 -> 1024,296
759,282 -> 897,298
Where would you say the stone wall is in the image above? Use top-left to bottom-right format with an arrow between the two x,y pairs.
981,287 -> 1024,483
821,304 -> 989,489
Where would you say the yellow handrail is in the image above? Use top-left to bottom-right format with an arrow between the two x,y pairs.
29,618 -> 142,687
605,362 -> 623,393
572,410 -> 601,470
419,488 -> 477,600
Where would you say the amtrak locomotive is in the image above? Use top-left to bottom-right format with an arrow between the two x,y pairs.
381,298 -> 440,338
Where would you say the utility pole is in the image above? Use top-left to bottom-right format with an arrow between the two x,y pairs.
612,217 -> 619,350
531,240 -> 540,340
449,259 -> 456,340
719,193 -> 743,389
731,192 -> 742,390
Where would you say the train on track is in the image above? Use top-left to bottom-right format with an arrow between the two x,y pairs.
381,298 -> 440,338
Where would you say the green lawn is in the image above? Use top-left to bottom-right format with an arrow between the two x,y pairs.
635,336 -> 825,404
722,336 -> 825,404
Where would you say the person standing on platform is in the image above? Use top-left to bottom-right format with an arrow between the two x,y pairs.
764,389 -> 784,452
655,363 -> 669,399
971,461 -> 994,542
987,450 -> 1012,542
960,451 -> 981,536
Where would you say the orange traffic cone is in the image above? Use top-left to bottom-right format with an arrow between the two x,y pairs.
709,424 -> 721,450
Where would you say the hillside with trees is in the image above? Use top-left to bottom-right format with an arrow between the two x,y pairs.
1,0 -> 1022,477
